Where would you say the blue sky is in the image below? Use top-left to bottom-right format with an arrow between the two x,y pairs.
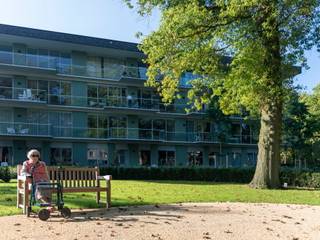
0,0 -> 318,92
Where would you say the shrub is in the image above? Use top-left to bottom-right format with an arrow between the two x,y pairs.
0,166 -> 11,183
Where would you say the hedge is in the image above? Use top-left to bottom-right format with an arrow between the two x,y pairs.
100,167 -> 255,183
100,167 -> 320,188
3,166 -> 320,188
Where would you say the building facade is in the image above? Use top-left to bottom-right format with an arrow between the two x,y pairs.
0,24 -> 258,168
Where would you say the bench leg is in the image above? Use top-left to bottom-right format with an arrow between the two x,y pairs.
96,191 -> 100,205
106,180 -> 111,208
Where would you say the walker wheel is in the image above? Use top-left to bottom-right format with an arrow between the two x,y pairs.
38,209 -> 50,221
60,207 -> 71,219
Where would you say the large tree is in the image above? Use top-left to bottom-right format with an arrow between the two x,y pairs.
125,0 -> 320,188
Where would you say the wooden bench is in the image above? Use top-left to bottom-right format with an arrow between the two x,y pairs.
16,165 -> 112,214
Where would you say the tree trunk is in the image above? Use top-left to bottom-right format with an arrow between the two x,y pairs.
250,101 -> 282,188
250,2 -> 283,189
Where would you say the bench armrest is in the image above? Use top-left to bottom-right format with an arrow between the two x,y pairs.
98,175 -> 112,181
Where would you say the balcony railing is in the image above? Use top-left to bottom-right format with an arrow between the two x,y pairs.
51,126 -> 258,144
0,87 -> 206,114
0,51 -> 57,70
57,63 -> 148,81
0,122 -> 51,136
0,86 -> 47,102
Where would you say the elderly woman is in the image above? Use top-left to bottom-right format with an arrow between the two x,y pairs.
21,149 -> 52,203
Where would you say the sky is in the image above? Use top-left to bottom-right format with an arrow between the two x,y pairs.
0,0 -> 318,93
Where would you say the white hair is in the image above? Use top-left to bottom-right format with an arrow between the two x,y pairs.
27,149 -> 40,159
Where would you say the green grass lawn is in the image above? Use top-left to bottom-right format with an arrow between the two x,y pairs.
1,180 -> 320,216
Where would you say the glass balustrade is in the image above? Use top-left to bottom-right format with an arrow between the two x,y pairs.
0,86 -> 47,102
0,122 -> 51,136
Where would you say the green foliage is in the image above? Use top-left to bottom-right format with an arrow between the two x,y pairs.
0,167 -> 11,183
281,169 -> 320,188
125,0 -> 320,114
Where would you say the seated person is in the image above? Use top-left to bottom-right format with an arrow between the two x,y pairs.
21,149 -> 52,204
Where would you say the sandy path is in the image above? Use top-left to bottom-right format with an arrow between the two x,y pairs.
1,202 -> 320,240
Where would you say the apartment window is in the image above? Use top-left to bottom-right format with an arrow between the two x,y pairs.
27,111 -> 49,135
49,81 -> 71,105
26,48 -> 38,67
188,151 -> 203,166
113,149 -> 127,166
50,148 -> 72,165
0,45 -> 12,64
228,152 -> 241,168
0,77 -> 12,99
38,49 -> 49,68
158,151 -> 175,166
59,53 -> 71,74
87,148 -> 108,167
246,152 -> 257,167
241,123 -> 251,144
139,150 -> 151,166
153,119 -> 165,140
50,112 -> 72,137
230,123 -> 241,143
108,87 -> 126,107
0,146 -> 13,166
109,116 -> 127,138
209,152 -> 218,168
49,51 -> 59,69
87,114 -> 108,138
139,119 -> 152,139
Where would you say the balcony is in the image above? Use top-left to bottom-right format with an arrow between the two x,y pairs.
0,122 -> 51,137
228,135 -> 259,144
57,63 -> 148,81
0,86 -> 47,104
50,126 -> 257,144
0,50 -> 57,71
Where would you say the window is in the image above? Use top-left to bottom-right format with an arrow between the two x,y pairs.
0,45 -> 12,64
230,123 -> 241,143
87,85 -> 98,107
50,112 -> 72,137
209,152 -> 218,167
158,151 -> 175,166
108,86 -> 126,107
228,152 -> 241,168
188,151 -> 203,166
139,150 -> 151,166
50,148 -> 72,165
139,119 -> 152,139
38,49 -> 49,68
246,152 -> 257,167
87,148 -> 108,167
113,150 -> 126,166
59,53 -> 71,74
49,81 -> 71,105
0,146 -> 13,166
27,111 -> 49,135
49,51 -> 59,69
0,77 -> 12,99
26,48 -> 38,67
109,116 -> 127,138
87,114 -> 108,138
153,119 -> 165,140
241,123 -> 251,144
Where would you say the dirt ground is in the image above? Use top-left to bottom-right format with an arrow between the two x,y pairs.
1,202 -> 320,240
